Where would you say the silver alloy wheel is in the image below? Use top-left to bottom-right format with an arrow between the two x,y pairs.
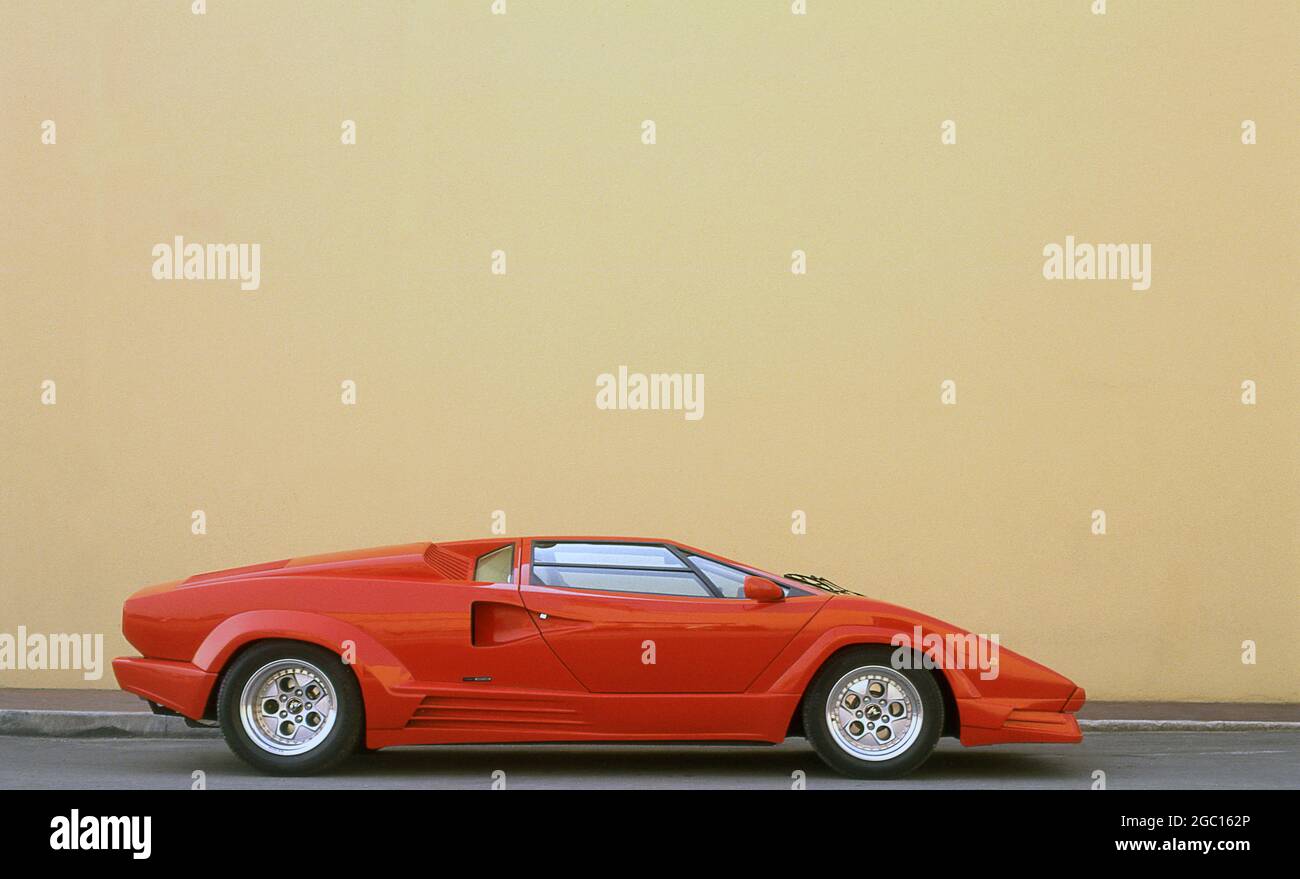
238,658 -> 338,756
825,665 -> 924,762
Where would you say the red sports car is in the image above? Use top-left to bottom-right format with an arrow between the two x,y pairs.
114,537 -> 1085,778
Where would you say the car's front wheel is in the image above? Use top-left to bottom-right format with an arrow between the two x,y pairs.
802,646 -> 943,779
217,641 -> 362,775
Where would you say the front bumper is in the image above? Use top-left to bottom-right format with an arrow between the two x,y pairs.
113,656 -> 217,720
958,687 -> 1086,746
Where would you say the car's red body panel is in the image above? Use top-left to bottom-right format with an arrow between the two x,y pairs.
114,537 -> 1084,750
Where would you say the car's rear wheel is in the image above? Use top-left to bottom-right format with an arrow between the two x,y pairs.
802,646 -> 943,779
218,641 -> 362,775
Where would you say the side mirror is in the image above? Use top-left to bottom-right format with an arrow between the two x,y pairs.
743,576 -> 784,602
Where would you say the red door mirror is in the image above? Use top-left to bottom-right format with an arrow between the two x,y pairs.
743,576 -> 784,602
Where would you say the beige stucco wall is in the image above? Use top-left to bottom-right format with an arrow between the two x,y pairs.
1,2 -> 1296,699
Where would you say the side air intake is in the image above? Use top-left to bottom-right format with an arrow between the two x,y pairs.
423,544 -> 474,580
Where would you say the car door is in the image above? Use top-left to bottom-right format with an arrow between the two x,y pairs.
518,540 -> 828,693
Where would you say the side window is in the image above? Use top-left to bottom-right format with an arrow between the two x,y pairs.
686,555 -> 749,598
687,554 -> 802,598
532,542 -> 682,568
531,542 -> 711,598
534,566 -> 710,597
474,545 -> 514,583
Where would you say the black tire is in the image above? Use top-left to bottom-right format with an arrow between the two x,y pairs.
802,645 -> 943,779
217,640 -> 363,775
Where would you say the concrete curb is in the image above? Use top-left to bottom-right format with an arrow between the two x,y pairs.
0,708 -> 1297,738
0,710 -> 221,739
1078,719 -> 1300,732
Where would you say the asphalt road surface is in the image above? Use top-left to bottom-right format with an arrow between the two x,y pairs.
1,731 -> 1296,789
